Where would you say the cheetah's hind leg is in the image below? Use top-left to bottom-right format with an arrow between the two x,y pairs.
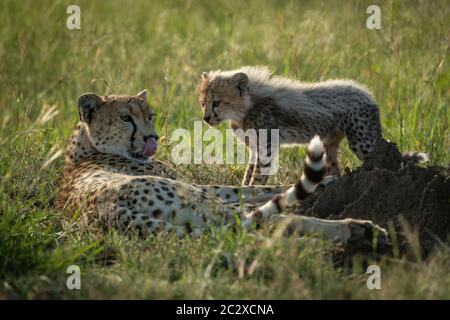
113,205 -> 175,238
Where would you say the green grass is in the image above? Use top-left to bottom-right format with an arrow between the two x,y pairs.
0,0 -> 449,299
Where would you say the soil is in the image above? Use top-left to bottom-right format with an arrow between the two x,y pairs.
294,139 -> 450,256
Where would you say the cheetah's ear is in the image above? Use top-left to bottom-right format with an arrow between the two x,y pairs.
77,93 -> 104,123
230,72 -> 249,97
201,72 -> 209,80
136,89 -> 147,101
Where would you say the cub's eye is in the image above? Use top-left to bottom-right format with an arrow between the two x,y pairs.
201,102 -> 205,109
119,115 -> 132,122
212,101 -> 220,108
149,113 -> 156,121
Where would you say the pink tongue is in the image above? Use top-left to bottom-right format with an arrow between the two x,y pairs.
143,137 -> 157,157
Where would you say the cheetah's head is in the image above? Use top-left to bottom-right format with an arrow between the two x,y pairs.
77,90 -> 159,160
198,70 -> 251,126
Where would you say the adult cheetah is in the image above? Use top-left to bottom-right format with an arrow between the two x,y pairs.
56,90 -> 389,249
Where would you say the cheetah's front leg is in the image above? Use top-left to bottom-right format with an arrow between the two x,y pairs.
249,157 -> 269,186
249,135 -> 274,186
242,162 -> 256,186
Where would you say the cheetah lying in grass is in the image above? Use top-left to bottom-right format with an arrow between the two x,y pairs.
56,90 -> 389,250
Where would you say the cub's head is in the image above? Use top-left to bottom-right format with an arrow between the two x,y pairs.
76,90 -> 158,160
198,71 -> 251,126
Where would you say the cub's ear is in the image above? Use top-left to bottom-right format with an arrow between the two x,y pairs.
201,72 -> 209,80
230,72 -> 249,97
136,89 -> 147,101
77,93 -> 104,123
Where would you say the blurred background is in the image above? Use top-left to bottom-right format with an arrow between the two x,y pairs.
0,0 -> 448,177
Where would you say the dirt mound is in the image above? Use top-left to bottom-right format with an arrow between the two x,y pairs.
295,139 -> 450,256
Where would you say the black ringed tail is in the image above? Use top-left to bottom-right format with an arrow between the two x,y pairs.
248,136 -> 328,223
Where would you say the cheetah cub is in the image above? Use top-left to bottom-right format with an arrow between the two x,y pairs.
198,66 -> 426,185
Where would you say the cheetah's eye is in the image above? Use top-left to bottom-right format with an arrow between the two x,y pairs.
149,113 -> 156,121
119,115 -> 133,122
212,101 -> 220,108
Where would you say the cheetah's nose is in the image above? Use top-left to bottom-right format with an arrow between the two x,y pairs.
203,115 -> 211,123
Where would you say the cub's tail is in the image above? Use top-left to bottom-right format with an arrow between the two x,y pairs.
402,152 -> 429,165
248,136 -> 327,222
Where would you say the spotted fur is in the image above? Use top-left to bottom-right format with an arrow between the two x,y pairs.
199,66 -> 426,185
56,91 -> 389,249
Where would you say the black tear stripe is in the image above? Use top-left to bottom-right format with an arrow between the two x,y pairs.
129,118 -> 137,146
